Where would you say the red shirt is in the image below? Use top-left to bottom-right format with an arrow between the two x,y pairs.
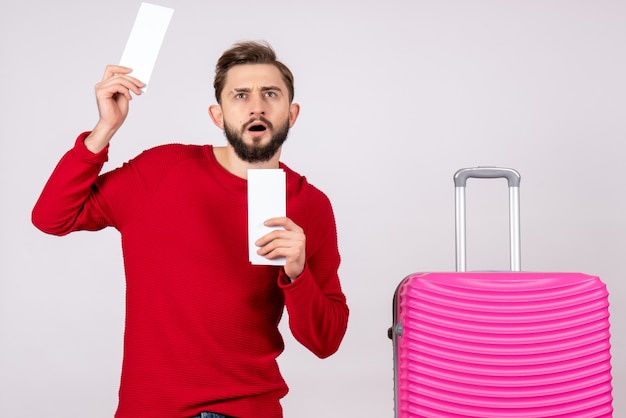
32,133 -> 349,418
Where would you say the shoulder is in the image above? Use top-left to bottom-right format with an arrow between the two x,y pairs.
133,143 -> 208,163
282,164 -> 339,252
282,162 -> 335,219
120,143 -> 210,172
100,143 -> 211,186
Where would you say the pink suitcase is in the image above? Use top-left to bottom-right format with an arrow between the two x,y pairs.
389,167 -> 613,417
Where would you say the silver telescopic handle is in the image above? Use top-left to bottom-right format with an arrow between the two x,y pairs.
454,167 -> 521,272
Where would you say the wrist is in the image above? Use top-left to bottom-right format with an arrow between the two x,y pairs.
85,124 -> 117,153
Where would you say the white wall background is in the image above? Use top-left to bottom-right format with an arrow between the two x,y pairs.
1,0 -> 624,416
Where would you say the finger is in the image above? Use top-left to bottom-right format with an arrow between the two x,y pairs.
102,65 -> 133,80
257,243 -> 299,259
101,66 -> 145,89
96,77 -> 144,98
256,238 -> 284,255
255,229 -> 298,247
263,217 -> 288,226
264,217 -> 302,232
256,235 -> 305,255
102,74 -> 145,91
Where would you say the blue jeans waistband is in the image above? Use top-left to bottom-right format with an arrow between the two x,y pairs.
192,413 -> 230,418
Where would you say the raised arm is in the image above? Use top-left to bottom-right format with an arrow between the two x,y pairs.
32,65 -> 145,235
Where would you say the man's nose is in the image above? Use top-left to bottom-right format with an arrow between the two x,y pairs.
248,94 -> 266,116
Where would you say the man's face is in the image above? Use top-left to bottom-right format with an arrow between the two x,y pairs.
212,64 -> 299,163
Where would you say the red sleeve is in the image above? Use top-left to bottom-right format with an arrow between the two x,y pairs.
278,191 -> 348,358
32,132 -> 202,235
32,132 -> 114,235
31,132 -> 169,235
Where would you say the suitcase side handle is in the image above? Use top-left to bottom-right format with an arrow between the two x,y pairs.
454,167 -> 521,272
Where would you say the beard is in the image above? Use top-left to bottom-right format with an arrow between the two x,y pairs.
223,116 -> 290,163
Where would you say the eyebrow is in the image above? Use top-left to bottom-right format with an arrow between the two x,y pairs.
230,86 -> 283,95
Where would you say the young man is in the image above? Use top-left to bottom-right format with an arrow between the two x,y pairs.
32,41 -> 348,418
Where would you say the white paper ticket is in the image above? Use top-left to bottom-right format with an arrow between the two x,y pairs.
247,169 -> 286,266
119,2 -> 174,92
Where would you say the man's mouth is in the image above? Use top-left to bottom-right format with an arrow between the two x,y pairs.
248,124 -> 267,132
244,117 -> 272,135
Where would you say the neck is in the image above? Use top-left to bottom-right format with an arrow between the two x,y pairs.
213,145 -> 281,179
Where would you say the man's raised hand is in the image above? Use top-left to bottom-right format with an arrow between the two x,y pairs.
85,65 -> 145,153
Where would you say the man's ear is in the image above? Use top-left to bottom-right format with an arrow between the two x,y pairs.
288,103 -> 300,128
208,105 -> 224,129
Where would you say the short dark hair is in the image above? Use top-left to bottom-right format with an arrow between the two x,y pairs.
213,41 -> 295,104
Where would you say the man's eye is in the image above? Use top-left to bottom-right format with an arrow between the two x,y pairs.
265,91 -> 277,98
235,93 -> 246,99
